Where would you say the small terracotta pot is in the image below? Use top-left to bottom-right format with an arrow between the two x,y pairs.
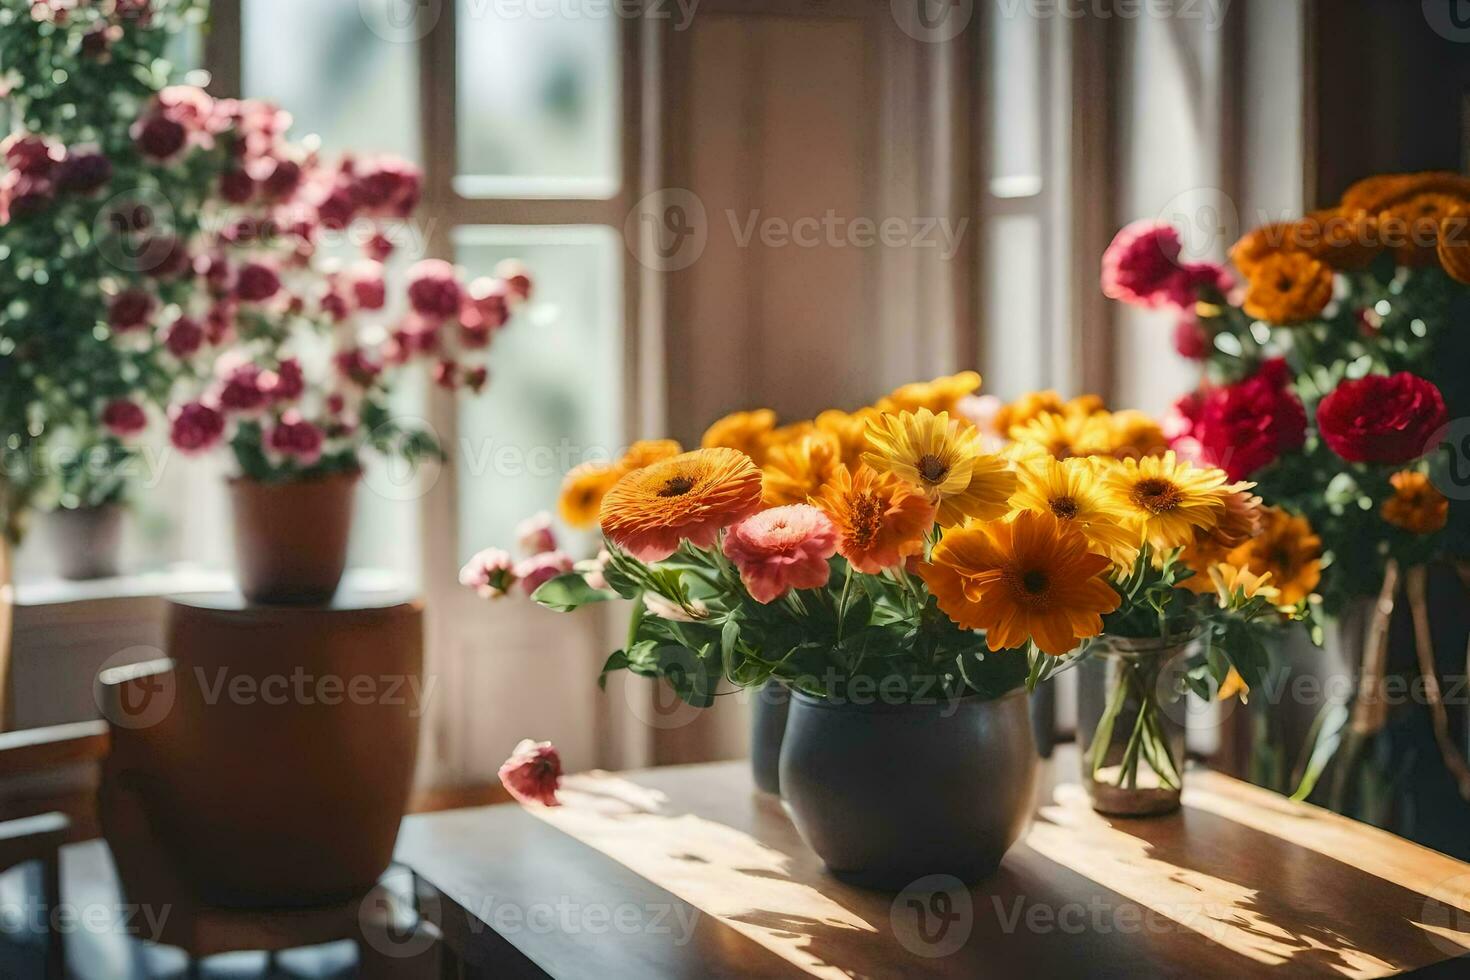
229,470 -> 359,605
44,503 -> 125,580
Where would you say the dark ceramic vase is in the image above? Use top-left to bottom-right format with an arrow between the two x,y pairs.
780,688 -> 1037,890
750,680 -> 790,795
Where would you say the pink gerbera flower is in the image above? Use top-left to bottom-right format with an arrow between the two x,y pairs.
722,504 -> 839,604
498,739 -> 562,807
459,547 -> 517,599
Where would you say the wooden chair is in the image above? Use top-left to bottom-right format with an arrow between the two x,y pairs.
0,720 -> 111,980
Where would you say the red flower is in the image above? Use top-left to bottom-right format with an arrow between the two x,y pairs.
108,290 -> 154,332
1317,372 -> 1448,465
498,739 -> 562,807
55,147 -> 112,195
494,259 -> 533,304
161,315 -> 205,358
168,401 -> 225,455
266,413 -> 324,466
349,262 -> 386,310
216,362 -> 268,414
132,114 -> 186,160
218,168 -> 254,203
1188,358 -> 1306,480
406,259 -> 463,321
101,399 -> 147,437
1172,315 -> 1210,360
235,261 -> 281,303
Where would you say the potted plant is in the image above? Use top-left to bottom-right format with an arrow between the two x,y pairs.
41,432 -> 136,580
1106,172 -> 1470,853
108,87 -> 535,603
0,0 -> 222,716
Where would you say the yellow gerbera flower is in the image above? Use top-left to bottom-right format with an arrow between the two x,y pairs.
1104,451 -> 1229,551
993,391 -> 1103,438
917,511 -> 1121,655
1103,409 -> 1169,461
1210,563 -> 1280,609
558,461 -> 622,529
701,409 -> 777,466
762,432 -> 842,506
814,407 -> 879,469
1009,456 -> 1139,567
1008,410 -> 1115,460
875,371 -> 982,416
618,439 -> 683,471
862,408 -> 1017,526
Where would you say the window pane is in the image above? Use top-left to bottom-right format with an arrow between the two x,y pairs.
456,0 -> 619,197
454,227 -> 622,563
242,0 -> 420,161
982,213 -> 1044,400
987,5 -> 1043,192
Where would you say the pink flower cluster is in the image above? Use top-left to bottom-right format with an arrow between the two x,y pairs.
459,511 -> 572,600
1101,220 -> 1233,322
722,504 -> 839,604
82,83 -> 535,471
498,739 -> 562,807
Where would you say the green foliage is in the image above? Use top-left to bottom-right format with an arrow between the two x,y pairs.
0,0 -> 214,538
537,545 -> 1032,709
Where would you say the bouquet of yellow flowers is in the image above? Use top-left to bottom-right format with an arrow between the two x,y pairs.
465,374 -> 1312,750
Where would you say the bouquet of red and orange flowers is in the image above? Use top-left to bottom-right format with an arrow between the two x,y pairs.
465,375 -> 1307,734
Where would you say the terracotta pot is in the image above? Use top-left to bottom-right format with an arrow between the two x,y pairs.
100,592 -> 424,908
44,503 -> 125,580
229,471 -> 358,604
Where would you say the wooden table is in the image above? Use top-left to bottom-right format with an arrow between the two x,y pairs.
395,754 -> 1470,979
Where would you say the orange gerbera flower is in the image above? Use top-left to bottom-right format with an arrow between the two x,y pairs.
1437,205 -> 1470,284
1103,410 -> 1169,461
1007,410 -> 1115,460
701,409 -> 777,466
1380,193 -> 1463,267
919,511 -> 1120,655
875,371 -> 982,416
1381,470 -> 1448,535
1242,251 -> 1334,324
618,439 -> 683,471
558,461 -> 622,529
814,407 -> 879,468
1223,507 -> 1321,606
599,448 -> 763,561
762,432 -> 842,506
814,464 -> 936,573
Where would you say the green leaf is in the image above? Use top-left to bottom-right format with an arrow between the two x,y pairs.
531,573 -> 613,612
598,650 -> 630,690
